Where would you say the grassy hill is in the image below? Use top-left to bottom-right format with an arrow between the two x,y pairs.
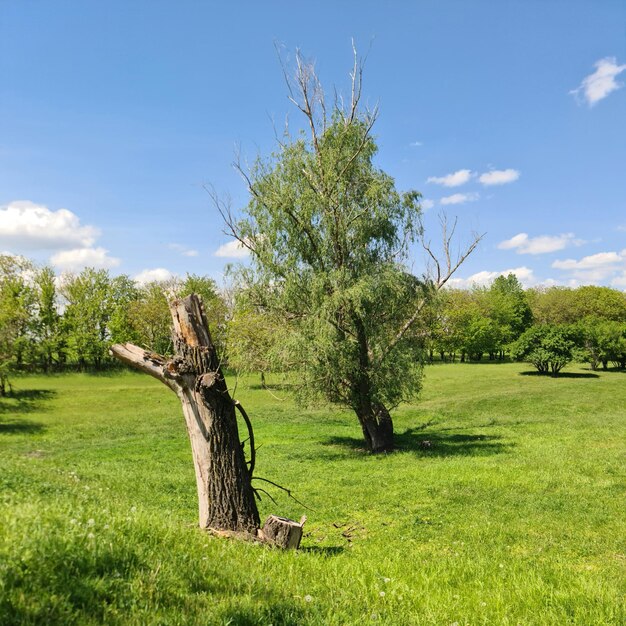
1,363 -> 624,625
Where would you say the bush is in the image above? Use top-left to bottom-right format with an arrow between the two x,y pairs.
510,324 -> 578,376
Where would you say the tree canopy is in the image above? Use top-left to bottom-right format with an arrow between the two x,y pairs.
221,52 -> 479,452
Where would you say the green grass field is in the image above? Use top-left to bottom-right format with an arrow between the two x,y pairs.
1,362 -> 625,625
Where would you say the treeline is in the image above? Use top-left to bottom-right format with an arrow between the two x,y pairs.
0,255 -> 227,394
2,254 -> 626,394
429,274 -> 626,374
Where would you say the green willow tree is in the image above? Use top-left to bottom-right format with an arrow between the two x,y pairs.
220,52 -> 480,452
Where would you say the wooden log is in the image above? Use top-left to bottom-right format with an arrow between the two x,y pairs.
260,515 -> 306,549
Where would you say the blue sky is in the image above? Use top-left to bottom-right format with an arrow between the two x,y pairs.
1,1 -> 625,289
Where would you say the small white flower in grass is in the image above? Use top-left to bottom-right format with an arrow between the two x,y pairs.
481,601 -> 487,607
87,518 -> 95,526
103,524 -> 109,530
499,563 -> 504,569
69,518 -> 77,525
87,532 -> 95,539
379,591 -> 386,597
130,506 -> 137,513
383,577 -> 391,583
304,595 -> 312,603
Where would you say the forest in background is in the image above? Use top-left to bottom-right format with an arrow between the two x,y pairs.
2,253 -> 626,395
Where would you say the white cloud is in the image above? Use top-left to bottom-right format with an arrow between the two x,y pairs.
168,243 -> 198,257
552,249 -> 626,284
133,268 -> 177,285
570,57 -> 626,106
421,199 -> 435,211
479,169 -> 520,186
409,141 -> 423,147
552,251 -> 623,270
498,232 -> 583,255
214,239 -> 250,259
448,266 -> 536,289
427,169 -> 473,187
0,201 -> 99,250
440,192 -> 479,206
50,247 -> 120,272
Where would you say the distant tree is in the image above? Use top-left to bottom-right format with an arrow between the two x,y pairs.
463,313 -> 499,361
32,266 -> 66,371
487,274 -> 533,352
61,269 -> 137,368
529,286 -> 626,325
577,318 -> 626,370
511,324 -> 577,376
218,51 -> 480,452
128,281 -> 174,355
226,292 -> 285,385
0,255 -> 35,394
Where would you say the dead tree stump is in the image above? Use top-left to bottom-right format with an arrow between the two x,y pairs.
110,294 -> 260,534
260,515 -> 307,549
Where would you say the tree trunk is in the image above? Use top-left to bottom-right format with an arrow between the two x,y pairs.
110,295 -> 260,534
356,401 -> 394,453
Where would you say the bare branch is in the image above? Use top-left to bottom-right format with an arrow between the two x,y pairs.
109,343 -> 179,392
349,38 -> 362,123
252,487 -> 278,505
203,183 -> 256,256
251,476 -> 314,511
375,217 -> 484,367
234,400 -> 255,477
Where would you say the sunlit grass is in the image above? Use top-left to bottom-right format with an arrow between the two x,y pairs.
1,363 -> 625,624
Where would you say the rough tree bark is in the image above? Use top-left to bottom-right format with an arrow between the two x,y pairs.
110,295 -> 260,534
356,402 -> 394,454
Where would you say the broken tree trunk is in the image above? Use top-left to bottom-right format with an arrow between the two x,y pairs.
110,294 -> 260,534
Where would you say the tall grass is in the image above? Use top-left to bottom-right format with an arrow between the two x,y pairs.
1,363 -> 624,624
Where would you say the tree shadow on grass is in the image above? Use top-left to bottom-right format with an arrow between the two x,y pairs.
0,538 -> 306,626
0,389 -> 56,414
0,419 -> 45,434
324,429 -> 513,458
300,545 -> 344,556
519,370 -> 599,379
0,389 -> 55,434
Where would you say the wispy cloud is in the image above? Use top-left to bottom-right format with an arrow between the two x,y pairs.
409,140 -> 423,147
427,169 -> 473,187
214,239 -> 250,259
421,199 -> 435,211
498,232 -> 583,255
440,192 -> 479,206
479,169 -> 520,186
570,57 -> 626,106
168,243 -> 198,257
